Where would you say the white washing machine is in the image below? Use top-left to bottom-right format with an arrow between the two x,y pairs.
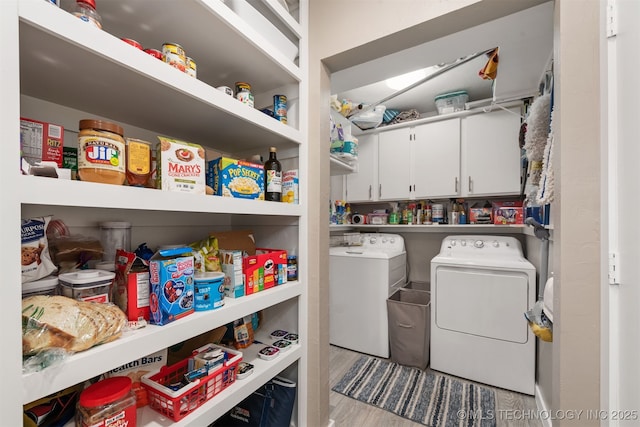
330,233 -> 406,358
430,235 -> 536,395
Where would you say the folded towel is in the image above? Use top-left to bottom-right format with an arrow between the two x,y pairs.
478,48 -> 499,80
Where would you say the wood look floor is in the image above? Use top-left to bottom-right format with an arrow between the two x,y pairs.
329,345 -> 542,427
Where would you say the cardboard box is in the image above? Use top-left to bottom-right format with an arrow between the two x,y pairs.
156,136 -> 205,194
104,348 -> 167,408
469,206 -> 493,224
167,326 -> 228,366
243,248 -> 287,295
211,230 -> 256,255
208,157 -> 264,200
220,250 -> 244,298
20,117 -> 64,167
114,249 -> 150,322
149,247 -> 195,325
282,169 -> 299,204
493,201 -> 524,225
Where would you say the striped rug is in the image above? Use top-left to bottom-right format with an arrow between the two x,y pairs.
332,355 -> 496,427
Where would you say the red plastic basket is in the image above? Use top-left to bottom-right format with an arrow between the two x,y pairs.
141,344 -> 242,421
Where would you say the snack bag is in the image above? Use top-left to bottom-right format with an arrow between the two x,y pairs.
21,216 -> 57,283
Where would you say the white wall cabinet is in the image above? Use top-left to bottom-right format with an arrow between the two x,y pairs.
461,107 -> 523,196
4,0 -> 309,425
345,133 -> 378,202
350,107 -> 521,203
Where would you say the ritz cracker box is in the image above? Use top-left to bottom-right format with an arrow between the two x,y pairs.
20,117 -> 64,168
156,136 -> 206,194
208,157 -> 264,200
243,248 -> 287,295
149,247 -> 195,325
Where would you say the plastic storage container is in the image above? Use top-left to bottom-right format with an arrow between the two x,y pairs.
99,222 -> 131,262
387,287 -> 431,369
59,269 -> 115,303
193,272 -> 225,311
434,90 -> 469,114
22,275 -> 58,298
76,377 -> 136,426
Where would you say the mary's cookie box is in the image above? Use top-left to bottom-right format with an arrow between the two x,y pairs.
243,248 -> 287,295
114,249 -> 150,322
149,247 -> 195,325
208,157 -> 264,200
156,136 -> 205,194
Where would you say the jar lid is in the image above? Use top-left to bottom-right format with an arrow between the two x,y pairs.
22,275 -> 59,293
79,377 -> 132,408
58,269 -> 115,286
79,119 -> 124,137
287,255 -> 296,260
99,221 -> 131,229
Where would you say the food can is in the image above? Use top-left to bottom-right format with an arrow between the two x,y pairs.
186,56 -> 197,78
144,48 -> 163,60
273,95 -> 287,124
432,203 -> 444,223
162,42 -> 186,72
217,86 -> 233,96
237,88 -> 254,108
235,81 -> 251,95
193,272 -> 225,311
121,38 -> 142,50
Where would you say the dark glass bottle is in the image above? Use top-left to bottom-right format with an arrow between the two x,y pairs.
264,146 -> 282,201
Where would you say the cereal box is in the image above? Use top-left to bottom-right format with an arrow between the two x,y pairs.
220,250 -> 244,298
208,157 -> 264,200
243,248 -> 287,295
282,169 -> 299,204
156,136 -> 205,194
149,247 -> 195,326
20,118 -> 64,167
104,349 -> 167,407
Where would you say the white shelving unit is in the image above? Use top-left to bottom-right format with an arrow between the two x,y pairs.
4,0 -> 308,425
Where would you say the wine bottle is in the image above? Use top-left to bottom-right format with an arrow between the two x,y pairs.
264,146 -> 282,201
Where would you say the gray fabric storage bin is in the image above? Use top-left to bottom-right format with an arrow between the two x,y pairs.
387,288 -> 431,369
404,281 -> 430,292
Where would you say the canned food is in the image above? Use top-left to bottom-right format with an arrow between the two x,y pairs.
217,86 -> 233,96
273,95 -> 287,124
144,48 -> 163,60
162,42 -> 187,72
121,38 -> 142,50
186,57 -> 197,78
235,82 -> 251,95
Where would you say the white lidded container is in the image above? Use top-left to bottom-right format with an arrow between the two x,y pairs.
59,269 -> 115,303
22,275 -> 59,298
99,221 -> 131,262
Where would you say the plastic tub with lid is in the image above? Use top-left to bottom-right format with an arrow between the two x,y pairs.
434,90 -> 469,114
22,275 -> 59,298
194,272 -> 226,311
58,269 -> 115,303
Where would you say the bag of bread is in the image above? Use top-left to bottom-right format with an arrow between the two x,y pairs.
21,216 -> 57,283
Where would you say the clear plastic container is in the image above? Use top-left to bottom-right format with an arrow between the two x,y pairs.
77,377 -> 136,427
434,90 -> 469,114
22,275 -> 58,298
59,269 -> 115,303
99,222 -> 131,262
73,0 -> 102,29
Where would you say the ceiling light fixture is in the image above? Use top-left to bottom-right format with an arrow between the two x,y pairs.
385,69 -> 427,90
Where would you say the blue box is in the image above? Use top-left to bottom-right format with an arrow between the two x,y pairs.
149,247 -> 195,325
207,157 -> 264,200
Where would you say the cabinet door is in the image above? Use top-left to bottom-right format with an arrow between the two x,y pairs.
345,134 -> 378,202
462,108 -> 522,196
412,118 -> 461,198
378,127 -> 411,200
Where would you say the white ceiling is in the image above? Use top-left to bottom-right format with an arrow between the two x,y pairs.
332,2 -> 554,118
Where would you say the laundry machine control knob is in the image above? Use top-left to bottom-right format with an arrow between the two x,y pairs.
390,238 -> 395,244
492,241 -> 499,247
474,240 -> 484,248
382,237 -> 387,243
461,240 -> 467,246
450,240 -> 456,246
369,236 -> 377,244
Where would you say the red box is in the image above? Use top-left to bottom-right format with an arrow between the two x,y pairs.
20,117 -> 64,167
243,248 -> 287,295
114,249 -> 150,322
141,344 -> 241,422
469,206 -> 493,224
492,201 -> 524,225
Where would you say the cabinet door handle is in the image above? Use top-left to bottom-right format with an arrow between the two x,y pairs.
468,176 -> 473,192
454,177 -> 458,193
379,184 -> 382,198
369,185 -> 372,200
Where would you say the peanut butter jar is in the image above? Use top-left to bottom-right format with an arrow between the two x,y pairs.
78,119 -> 126,185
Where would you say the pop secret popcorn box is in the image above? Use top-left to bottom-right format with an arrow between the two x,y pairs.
156,136 -> 205,194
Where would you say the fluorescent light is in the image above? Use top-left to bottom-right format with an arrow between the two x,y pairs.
385,69 -> 427,90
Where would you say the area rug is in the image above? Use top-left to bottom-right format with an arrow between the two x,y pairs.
332,355 -> 496,427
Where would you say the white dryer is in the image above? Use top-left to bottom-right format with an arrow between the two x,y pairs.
430,235 -> 536,395
330,233 -> 406,358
